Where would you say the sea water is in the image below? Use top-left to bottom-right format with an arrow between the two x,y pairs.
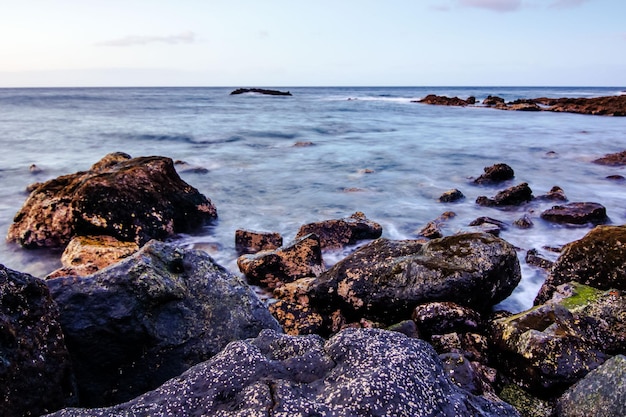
1,86 -> 625,312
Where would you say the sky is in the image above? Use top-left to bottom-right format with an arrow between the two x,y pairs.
1,0 -> 625,87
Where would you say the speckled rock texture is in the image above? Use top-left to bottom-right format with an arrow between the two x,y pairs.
556,354 -> 626,417
7,152 -> 217,248
46,240 -> 281,407
0,265 -> 76,417
46,328 -> 520,417
490,282 -> 625,397
294,211 -> 383,249
238,233 -> 325,290
235,229 -> 283,254
310,233 -> 520,324
535,225 -> 626,304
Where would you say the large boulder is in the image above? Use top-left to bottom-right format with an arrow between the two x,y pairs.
490,282 -> 625,397
556,354 -> 626,417
535,225 -> 626,304
295,211 -> 383,249
47,328 -> 520,417
0,265 -> 76,417
7,153 -> 217,248
310,233 -> 521,324
46,240 -> 281,407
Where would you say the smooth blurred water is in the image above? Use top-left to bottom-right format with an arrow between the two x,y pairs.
1,86 -> 625,312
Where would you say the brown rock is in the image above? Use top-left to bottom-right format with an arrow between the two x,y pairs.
482,96 -> 505,106
473,163 -> 515,185
235,229 -> 283,254
476,183 -> 533,207
593,150 -> 626,166
438,188 -> 465,203
535,186 -> 568,202
295,211 -> 382,250
513,214 -> 534,229
540,202 -> 608,225
412,302 -> 482,338
268,300 -> 324,335
416,94 -> 473,106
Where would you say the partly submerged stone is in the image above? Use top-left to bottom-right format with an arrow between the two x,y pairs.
0,265 -> 76,417
473,163 -> 515,185
476,183 -> 533,207
310,233 -> 521,324
438,188 -> 465,203
593,149 -> 626,166
46,240 -> 281,407
535,225 -> 626,304
539,202 -> 608,225
294,211 -> 382,250
47,328 -> 520,417
7,153 -> 217,248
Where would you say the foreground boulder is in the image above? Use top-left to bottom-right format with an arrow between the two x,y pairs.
7,152 -> 217,248
294,211 -> 383,249
310,233 -> 521,324
46,240 -> 281,407
47,328 -> 520,417
535,225 -> 626,304
0,265 -> 76,417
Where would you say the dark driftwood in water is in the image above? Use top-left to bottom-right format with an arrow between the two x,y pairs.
230,88 -> 292,96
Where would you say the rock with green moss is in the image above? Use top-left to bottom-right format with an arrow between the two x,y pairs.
310,233 -> 521,324
499,384 -> 554,417
490,282 -> 626,397
535,225 -> 626,304
556,354 -> 626,417
46,240 -> 281,408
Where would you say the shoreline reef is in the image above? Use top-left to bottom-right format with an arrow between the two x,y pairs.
2,145 -> 626,416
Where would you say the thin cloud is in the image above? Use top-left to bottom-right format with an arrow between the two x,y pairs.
549,0 -> 589,9
458,0 -> 523,12
97,31 -> 196,47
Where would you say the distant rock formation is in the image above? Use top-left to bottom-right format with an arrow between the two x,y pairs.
230,88 -> 292,96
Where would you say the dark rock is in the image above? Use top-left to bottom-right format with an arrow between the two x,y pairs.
237,233 -> 325,290
535,185 -> 567,202
268,299 -> 324,335
0,265 -> 76,417
293,140 -> 314,147
593,149 -> 626,166
235,229 -> 283,254
525,248 -> 554,270
386,320 -> 420,338
474,163 -> 515,185
483,96 -> 506,106
606,174 -> 625,181
540,202 -> 608,225
469,216 -> 508,230
513,214 -> 534,229
310,233 -> 521,324
412,301 -> 482,338
499,384 -> 554,417
535,225 -> 626,304
556,354 -> 626,417
418,220 -> 444,239
508,102 -> 541,111
295,211 -> 382,249
544,95 -> 626,116
46,240 -> 281,407
439,188 -> 465,202
416,94 -> 473,106
467,96 -> 477,104
230,88 -> 292,96
7,153 -> 217,248
477,183 -> 533,207
47,328 -> 521,417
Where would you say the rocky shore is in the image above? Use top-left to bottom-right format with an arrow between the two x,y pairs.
2,153 -> 625,417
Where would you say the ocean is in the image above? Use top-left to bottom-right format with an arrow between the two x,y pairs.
1,86 -> 625,312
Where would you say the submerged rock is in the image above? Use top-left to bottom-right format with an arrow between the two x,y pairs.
46,240 -> 281,407
535,225 -> 626,304
593,149 -> 626,166
0,265 -> 76,417
7,153 -> 217,248
47,328 -> 520,417
476,183 -> 533,207
473,163 -> 515,185
540,202 -> 608,225
310,233 -> 521,324
294,211 -> 382,250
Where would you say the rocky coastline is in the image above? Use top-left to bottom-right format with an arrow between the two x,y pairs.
2,152 -> 626,417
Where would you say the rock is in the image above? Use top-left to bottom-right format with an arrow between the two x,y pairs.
439,188 -> 465,202
7,153 -> 217,248
525,248 -> 554,270
235,229 -> 283,254
606,174 -> 625,181
508,102 -> 541,111
474,163 -> 515,184
0,265 -> 76,417
540,202 -> 608,225
469,216 -> 508,230
534,225 -> 626,304
476,183 -> 533,207
294,211 -> 382,250
556,354 -> 626,417
416,94 -> 474,106
412,301 -> 482,338
46,240 -> 281,407
418,220 -> 443,239
513,214 -> 534,229
310,233 -> 521,324
499,384 -> 554,417
490,282 -> 626,397
230,88 -> 292,96
483,96 -> 506,106
268,299 -> 324,336
47,235 -> 139,278
544,95 -> 626,116
535,186 -> 567,202
237,233 -> 325,290
593,149 -> 626,166
47,328 -> 521,417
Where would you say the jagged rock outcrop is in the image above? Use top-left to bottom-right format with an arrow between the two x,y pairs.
46,240 -> 281,407
0,265 -> 76,417
7,153 -> 217,248
47,328 -> 520,417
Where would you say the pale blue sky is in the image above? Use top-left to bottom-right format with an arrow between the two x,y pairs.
1,0 -> 624,87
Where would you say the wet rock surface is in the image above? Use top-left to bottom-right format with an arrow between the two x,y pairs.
474,163 -> 515,185
294,211 -> 382,250
416,94 -> 475,106
46,240 -> 281,407
476,183 -> 533,207
7,153 -> 217,248
0,265 -> 76,417
540,202 -> 608,225
47,328 -> 520,417
593,149 -> 626,165
235,229 -> 283,254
